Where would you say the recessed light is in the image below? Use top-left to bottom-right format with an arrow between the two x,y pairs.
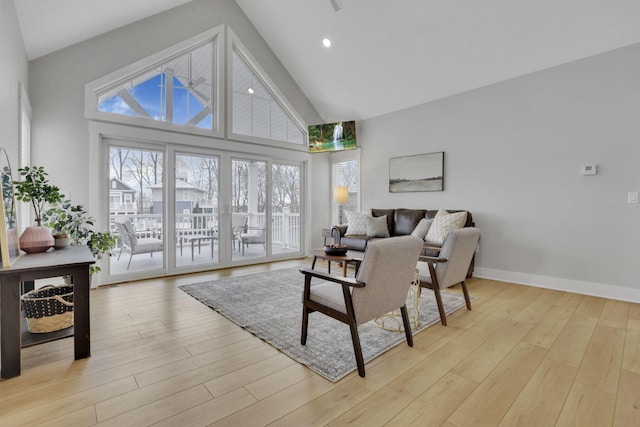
247,87 -> 254,94
322,38 -> 331,48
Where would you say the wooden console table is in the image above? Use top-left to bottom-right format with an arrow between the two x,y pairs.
0,245 -> 95,379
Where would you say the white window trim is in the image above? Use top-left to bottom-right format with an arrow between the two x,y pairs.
84,25 -> 225,139
226,27 -> 308,152
18,82 -> 32,231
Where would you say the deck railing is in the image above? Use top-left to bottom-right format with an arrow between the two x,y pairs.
110,212 -> 300,249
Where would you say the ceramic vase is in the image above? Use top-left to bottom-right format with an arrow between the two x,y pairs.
53,233 -> 71,249
19,221 -> 54,253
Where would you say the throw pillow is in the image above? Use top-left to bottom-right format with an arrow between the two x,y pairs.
411,218 -> 433,240
366,215 -> 390,237
344,210 -> 370,235
425,210 -> 467,244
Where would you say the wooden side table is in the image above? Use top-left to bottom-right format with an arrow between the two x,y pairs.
311,249 -> 362,277
0,246 -> 95,379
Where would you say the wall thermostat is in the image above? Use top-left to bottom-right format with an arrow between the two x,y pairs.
581,164 -> 597,175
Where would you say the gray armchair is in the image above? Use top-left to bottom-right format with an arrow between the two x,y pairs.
115,219 -> 163,269
299,235 -> 423,377
416,227 -> 481,326
239,226 -> 266,255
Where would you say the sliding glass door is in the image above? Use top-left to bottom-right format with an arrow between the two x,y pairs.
104,140 -> 304,282
272,162 -> 301,256
109,145 -> 165,275
232,158 -> 267,260
175,153 -> 219,267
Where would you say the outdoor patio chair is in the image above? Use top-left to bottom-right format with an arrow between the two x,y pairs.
115,219 -> 163,269
299,235 -> 423,377
416,227 -> 481,326
231,213 -> 248,251
239,225 -> 266,255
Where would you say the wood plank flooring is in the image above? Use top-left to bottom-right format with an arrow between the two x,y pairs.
1,258 -> 639,426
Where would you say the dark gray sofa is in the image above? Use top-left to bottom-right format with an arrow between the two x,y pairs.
331,208 -> 475,274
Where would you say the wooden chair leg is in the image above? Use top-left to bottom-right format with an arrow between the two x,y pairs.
301,306 -> 309,345
433,288 -> 447,326
460,280 -> 472,310
301,274 -> 312,345
400,305 -> 413,347
347,319 -> 365,377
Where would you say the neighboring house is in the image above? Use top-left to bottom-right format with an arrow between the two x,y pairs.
147,177 -> 215,215
109,178 -> 137,216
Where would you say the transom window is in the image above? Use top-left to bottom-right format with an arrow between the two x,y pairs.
97,42 -> 213,129
231,48 -> 304,145
86,25 -> 307,148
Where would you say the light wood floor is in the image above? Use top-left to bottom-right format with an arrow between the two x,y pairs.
2,258 -> 639,426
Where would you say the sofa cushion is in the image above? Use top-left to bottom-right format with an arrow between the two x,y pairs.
425,210 -> 467,244
371,209 -> 395,235
344,211 -> 370,235
411,218 -> 433,240
394,209 -> 427,236
367,215 -> 390,237
426,209 -> 474,227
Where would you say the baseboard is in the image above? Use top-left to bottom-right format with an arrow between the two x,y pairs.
474,267 -> 640,303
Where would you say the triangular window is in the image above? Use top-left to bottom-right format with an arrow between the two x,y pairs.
87,28 -> 221,133
230,43 -> 305,145
97,42 -> 213,129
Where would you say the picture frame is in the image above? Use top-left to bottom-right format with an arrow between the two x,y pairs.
389,151 -> 444,193
308,120 -> 357,153
0,148 -> 21,268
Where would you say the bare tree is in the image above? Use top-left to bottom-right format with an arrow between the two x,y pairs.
110,148 -> 130,180
272,164 -> 300,213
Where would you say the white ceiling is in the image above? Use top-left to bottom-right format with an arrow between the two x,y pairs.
15,0 -> 640,122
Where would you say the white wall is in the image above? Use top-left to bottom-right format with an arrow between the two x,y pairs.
28,0 -> 321,206
27,0 -> 329,256
0,0 -> 28,166
358,43 -> 640,301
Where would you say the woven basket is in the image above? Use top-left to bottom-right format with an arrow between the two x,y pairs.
21,285 -> 74,333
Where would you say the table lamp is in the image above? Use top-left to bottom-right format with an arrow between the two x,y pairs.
333,186 -> 349,224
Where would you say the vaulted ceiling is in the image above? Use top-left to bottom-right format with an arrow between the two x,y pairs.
15,0 -> 640,122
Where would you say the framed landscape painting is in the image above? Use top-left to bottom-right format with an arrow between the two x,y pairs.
389,152 -> 444,193
308,120 -> 357,153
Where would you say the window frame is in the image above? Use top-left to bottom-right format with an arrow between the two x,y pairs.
84,26 -> 225,139
331,148 -> 361,225
226,27 -> 308,152
18,82 -> 32,232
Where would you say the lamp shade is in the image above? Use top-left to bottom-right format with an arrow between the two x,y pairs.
333,186 -> 349,204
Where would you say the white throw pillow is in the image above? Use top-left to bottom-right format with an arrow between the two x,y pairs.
425,210 -> 467,244
366,215 -> 390,237
411,218 -> 433,240
344,210 -> 370,235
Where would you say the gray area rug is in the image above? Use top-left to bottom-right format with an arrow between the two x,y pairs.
180,267 -> 471,382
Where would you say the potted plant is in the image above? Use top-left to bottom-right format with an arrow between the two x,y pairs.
43,200 -> 116,275
13,166 -> 64,253
43,200 -> 87,249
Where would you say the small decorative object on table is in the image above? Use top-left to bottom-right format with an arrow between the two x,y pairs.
13,166 -> 64,253
324,244 -> 348,255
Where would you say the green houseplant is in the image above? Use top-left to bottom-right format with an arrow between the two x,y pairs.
43,200 -> 116,275
13,166 -> 64,253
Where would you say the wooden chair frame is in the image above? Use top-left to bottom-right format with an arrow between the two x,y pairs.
299,267 -> 413,377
